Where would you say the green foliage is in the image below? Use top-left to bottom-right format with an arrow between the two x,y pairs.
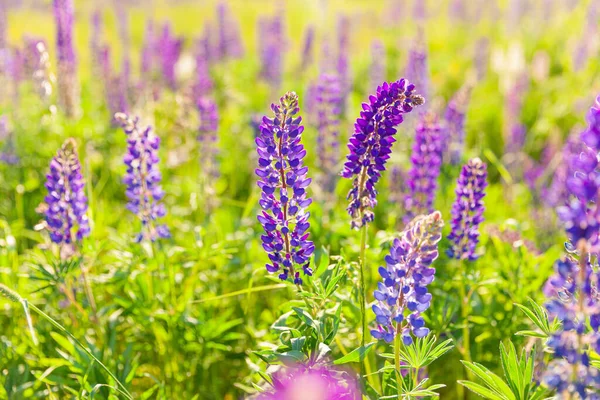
459,342 -> 551,400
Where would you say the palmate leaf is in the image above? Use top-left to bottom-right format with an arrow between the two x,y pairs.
397,336 -> 454,369
514,298 -> 559,338
459,341 -> 551,400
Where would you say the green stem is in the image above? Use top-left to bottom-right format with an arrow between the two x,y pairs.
459,268 -> 473,392
394,328 -> 402,398
27,302 -> 133,399
359,224 -> 368,377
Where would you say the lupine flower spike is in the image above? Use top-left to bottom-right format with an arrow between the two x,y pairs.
371,211 -> 444,344
314,73 -> 343,196
43,138 -> 90,258
115,113 -> 170,242
341,79 -> 424,228
197,97 -> 220,205
53,0 -> 80,117
255,92 -> 314,285
404,111 -> 443,223
447,158 -> 488,261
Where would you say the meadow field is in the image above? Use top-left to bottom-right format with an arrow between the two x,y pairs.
0,0 -> 599,399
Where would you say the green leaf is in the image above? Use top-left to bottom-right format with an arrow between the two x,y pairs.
333,342 -> 376,365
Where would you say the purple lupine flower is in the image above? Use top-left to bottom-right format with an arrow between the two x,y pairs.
23,37 -> 53,100
43,138 -> 90,254
0,115 -> 18,165
503,73 -> 528,156
258,13 -> 285,87
447,158 -> 487,261
336,15 -> 351,92
405,34 -> 429,105
53,0 -> 80,117
255,92 -> 314,285
389,165 -> 409,206
474,37 -> 489,82
371,211 -> 444,344
314,73 -> 343,195
546,133 -> 583,207
90,10 -> 103,77
404,112 -> 443,223
369,39 -> 386,93
444,85 -> 471,164
543,256 -> 600,397
341,79 -> 424,229
197,97 -> 219,184
557,95 -> 600,249
141,19 -> 155,78
257,364 -> 360,400
299,24 -> 315,71
157,22 -> 182,90
198,22 -> 218,66
581,96 -> 600,150
115,113 -> 170,242
194,36 -> 213,98
216,1 -> 244,60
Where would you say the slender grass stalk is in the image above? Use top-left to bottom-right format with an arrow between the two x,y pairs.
459,267 -> 473,394
0,283 -> 132,399
191,283 -> 287,303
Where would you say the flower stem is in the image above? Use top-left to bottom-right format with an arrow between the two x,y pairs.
359,224 -> 368,376
459,263 -> 473,396
394,326 -> 402,397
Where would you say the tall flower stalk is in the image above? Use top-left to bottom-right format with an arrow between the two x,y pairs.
341,79 -> 424,378
255,92 -> 314,285
404,112 -> 443,223
115,113 -> 170,243
314,73 -> 343,198
371,211 -> 443,393
43,138 -> 90,258
53,0 -> 80,118
447,157 -> 488,382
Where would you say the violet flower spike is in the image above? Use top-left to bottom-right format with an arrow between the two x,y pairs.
371,211 -> 444,344
341,79 -> 424,229
255,92 -> 314,285
115,113 -> 170,243
53,0 -> 80,117
44,138 -> 90,252
314,73 -> 343,195
197,97 -> 219,185
444,85 -> 471,164
404,112 -> 443,223
447,158 -> 488,261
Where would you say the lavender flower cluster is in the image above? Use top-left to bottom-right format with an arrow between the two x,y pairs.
197,97 -> 220,185
314,73 -> 343,195
341,79 -> 424,229
444,85 -> 471,164
53,0 -> 80,117
115,113 -> 170,242
543,256 -> 600,397
258,364 -> 359,400
44,139 -> 90,249
447,158 -> 487,261
371,211 -> 443,344
404,112 -> 443,223
255,92 -> 314,285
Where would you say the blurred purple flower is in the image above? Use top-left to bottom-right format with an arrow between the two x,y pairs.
115,113 -> 170,243
300,25 -> 315,71
341,79 -> 424,229
336,15 -> 351,91
216,1 -> 244,60
257,364 -> 360,400
371,211 -> 443,344
447,158 -> 487,261
158,22 -> 182,90
405,33 -> 429,106
23,37 -> 53,100
404,112 -> 443,223
255,92 -> 314,285
314,73 -> 343,195
258,13 -> 285,87
44,138 -> 90,250
543,256 -> 600,397
444,85 -> 471,164
197,97 -> 219,184
53,0 -> 80,117
369,40 -> 386,93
